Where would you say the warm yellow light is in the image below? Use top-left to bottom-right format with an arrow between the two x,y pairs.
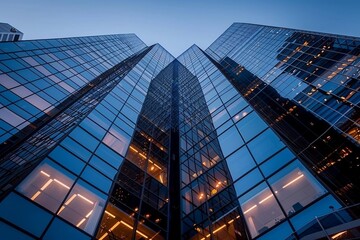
282,174 -> 304,189
40,179 -> 53,191
213,224 -> 226,234
54,179 -> 70,189
99,221 -> 121,240
105,210 -> 116,218
244,204 -> 257,214
40,171 -> 50,177
86,210 -> 93,218
57,206 -> 65,214
154,163 -> 162,170
110,221 -> 121,231
99,232 -> 108,240
119,220 -> 148,238
332,231 -> 347,239
76,218 -> 86,227
259,194 -> 273,204
31,191 -> 41,200
139,153 -> 146,159
159,174 -> 164,184
77,194 -> 94,204
129,146 -> 138,153
65,194 -> 77,205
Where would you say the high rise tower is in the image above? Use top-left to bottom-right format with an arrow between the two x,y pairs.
0,23 -> 359,240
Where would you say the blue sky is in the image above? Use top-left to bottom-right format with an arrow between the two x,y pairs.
2,0 -> 360,57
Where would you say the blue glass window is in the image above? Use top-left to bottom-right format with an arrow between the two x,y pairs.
43,218 -> 91,240
226,146 -> 255,181
0,192 -> 52,237
248,129 -> 285,164
218,126 -> 244,157
236,111 -> 268,141
81,166 -> 112,193
0,221 -> 34,240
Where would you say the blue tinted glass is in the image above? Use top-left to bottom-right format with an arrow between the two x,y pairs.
61,138 -> 92,162
49,146 -> 85,174
89,155 -> 117,179
226,146 -> 256,181
218,126 -> 244,157
260,148 -> 295,177
248,129 -> 285,164
0,193 -> 52,237
79,118 -> 106,140
95,143 -> 123,169
0,221 -> 34,240
236,112 -> 268,141
234,168 -> 263,196
69,127 -> 99,151
290,195 -> 341,231
43,218 -> 91,240
81,166 -> 112,193
257,221 -> 293,240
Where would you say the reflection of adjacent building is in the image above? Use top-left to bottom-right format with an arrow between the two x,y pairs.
218,56 -> 360,206
0,23 -> 23,42
205,24 -> 360,239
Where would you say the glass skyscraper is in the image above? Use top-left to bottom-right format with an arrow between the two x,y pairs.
0,23 -> 359,240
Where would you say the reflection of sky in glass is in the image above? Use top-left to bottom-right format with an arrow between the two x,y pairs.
2,0 -> 360,57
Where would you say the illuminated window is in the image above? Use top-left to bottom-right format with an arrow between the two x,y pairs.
57,181 -> 106,234
96,204 -> 163,240
17,160 -> 75,213
269,160 -> 327,216
239,183 -> 285,238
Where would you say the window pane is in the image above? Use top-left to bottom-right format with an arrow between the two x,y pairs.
17,160 -> 75,213
43,218 -> 91,240
218,126 -> 244,157
0,192 -> 52,237
226,146 -> 255,181
268,160 -> 327,216
239,183 -> 285,238
236,111 -> 267,141
248,129 -> 285,164
102,126 -> 130,156
0,221 -> 35,240
57,180 -> 106,234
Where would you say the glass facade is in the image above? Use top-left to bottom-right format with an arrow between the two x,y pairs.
0,23 -> 359,239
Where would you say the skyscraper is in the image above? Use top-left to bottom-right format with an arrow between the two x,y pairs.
0,23 -> 359,240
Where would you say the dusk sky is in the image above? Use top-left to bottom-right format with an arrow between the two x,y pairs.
2,0 -> 360,57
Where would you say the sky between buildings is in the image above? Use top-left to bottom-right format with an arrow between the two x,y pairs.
1,0 -> 360,57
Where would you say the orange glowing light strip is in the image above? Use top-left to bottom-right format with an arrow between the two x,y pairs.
282,174 -> 304,189
40,179 -> 53,191
129,146 -> 138,153
65,194 -> 77,205
31,191 -> 41,200
40,171 -> 50,177
243,205 -> 257,214
99,221 -> 121,240
120,221 -> 148,239
259,194 -> 273,204
54,179 -> 70,189
332,231 -> 347,239
105,210 -> 116,218
76,218 -> 86,227
77,194 -> 94,204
